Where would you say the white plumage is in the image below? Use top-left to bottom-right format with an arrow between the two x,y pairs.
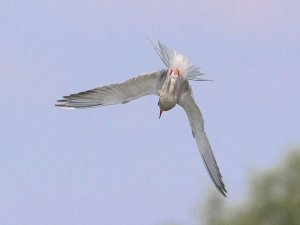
149,39 -> 206,81
56,40 -> 227,196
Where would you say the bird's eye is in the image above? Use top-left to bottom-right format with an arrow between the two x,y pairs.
158,101 -> 160,106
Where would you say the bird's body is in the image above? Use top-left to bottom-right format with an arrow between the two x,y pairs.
56,40 -> 227,196
159,72 -> 185,111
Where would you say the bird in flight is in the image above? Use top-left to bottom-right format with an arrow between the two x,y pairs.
56,40 -> 227,196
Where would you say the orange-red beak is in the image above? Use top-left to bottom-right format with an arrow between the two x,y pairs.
159,110 -> 163,119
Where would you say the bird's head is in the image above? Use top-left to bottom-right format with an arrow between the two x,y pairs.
157,98 -> 176,119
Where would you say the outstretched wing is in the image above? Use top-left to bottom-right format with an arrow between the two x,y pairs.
179,91 -> 227,196
56,70 -> 166,109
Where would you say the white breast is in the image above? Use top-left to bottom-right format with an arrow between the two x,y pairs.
168,77 -> 177,93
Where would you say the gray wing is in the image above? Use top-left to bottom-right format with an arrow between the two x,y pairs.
179,90 -> 227,196
56,70 -> 166,109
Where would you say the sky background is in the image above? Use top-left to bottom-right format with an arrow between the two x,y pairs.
1,1 -> 300,225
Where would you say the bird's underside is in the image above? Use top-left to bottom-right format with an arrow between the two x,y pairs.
56,40 -> 227,196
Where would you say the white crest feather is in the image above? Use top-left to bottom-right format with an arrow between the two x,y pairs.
149,39 -> 206,81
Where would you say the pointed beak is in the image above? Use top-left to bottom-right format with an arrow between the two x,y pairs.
159,110 -> 163,119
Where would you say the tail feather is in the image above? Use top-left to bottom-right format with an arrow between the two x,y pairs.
149,39 -> 206,81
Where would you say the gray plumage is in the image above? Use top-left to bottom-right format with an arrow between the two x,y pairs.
56,40 -> 227,196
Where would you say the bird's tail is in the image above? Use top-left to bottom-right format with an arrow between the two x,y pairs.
148,39 -> 207,81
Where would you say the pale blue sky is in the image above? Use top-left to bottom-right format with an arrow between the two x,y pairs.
1,1 -> 300,225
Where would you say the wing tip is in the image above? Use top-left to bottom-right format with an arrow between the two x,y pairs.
210,171 -> 227,197
55,97 -> 104,109
55,100 -> 76,109
217,183 -> 227,197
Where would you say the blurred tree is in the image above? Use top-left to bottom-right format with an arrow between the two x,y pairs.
198,147 -> 300,225
162,148 -> 300,225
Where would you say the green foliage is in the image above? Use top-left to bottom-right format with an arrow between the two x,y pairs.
200,147 -> 300,225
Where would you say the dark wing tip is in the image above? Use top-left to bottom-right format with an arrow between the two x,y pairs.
55,97 -> 104,109
210,172 -> 227,197
217,182 -> 227,197
201,155 -> 227,197
55,99 -> 74,108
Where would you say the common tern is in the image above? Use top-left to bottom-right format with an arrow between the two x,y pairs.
56,40 -> 227,196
